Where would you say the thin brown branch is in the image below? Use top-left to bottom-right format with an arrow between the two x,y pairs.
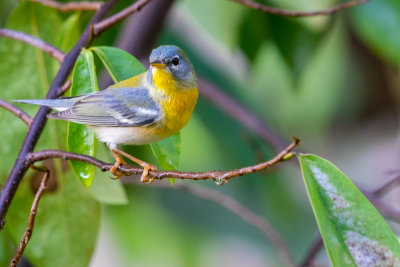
0,29 -> 65,62
299,233 -> 323,267
229,0 -> 367,17
28,137 -> 299,183
56,79 -> 72,97
364,191 -> 400,222
133,181 -> 296,266
372,175 -> 400,197
10,166 -> 49,267
0,99 -> 33,126
30,0 -> 102,12
0,29 -> 71,95
93,0 -> 153,36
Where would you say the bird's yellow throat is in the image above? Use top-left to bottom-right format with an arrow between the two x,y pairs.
151,67 -> 198,135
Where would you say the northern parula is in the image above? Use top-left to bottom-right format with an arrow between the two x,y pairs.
15,45 -> 198,183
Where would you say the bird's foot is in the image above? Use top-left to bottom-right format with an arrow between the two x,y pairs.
110,146 -> 157,183
110,153 -> 126,179
140,162 -> 157,184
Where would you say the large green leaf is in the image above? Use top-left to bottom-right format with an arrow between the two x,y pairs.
92,46 -> 182,181
6,167 -> 100,267
0,1 -> 61,178
351,0 -> 400,65
298,154 -> 400,266
67,49 -> 98,188
56,12 -> 81,53
1,2 -> 101,266
91,46 -> 146,82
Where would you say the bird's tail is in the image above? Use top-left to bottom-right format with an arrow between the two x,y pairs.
13,97 -> 81,111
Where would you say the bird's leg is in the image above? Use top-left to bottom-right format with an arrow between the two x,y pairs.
110,150 -> 126,179
112,147 -> 157,184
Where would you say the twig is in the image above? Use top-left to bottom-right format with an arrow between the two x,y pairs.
229,0 -> 367,17
142,181 -> 297,266
29,0 -> 102,12
56,79 -> 72,97
0,0 -> 120,231
364,191 -> 400,222
93,0 -> 153,36
0,29 -> 65,62
299,233 -> 323,267
372,176 -> 400,197
199,78 -> 288,151
10,166 -> 49,267
0,99 -> 33,126
28,138 -> 299,182
100,0 -> 175,73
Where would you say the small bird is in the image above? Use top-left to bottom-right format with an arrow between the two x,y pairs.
15,45 -> 198,183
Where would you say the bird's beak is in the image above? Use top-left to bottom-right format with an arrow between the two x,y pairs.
150,61 -> 166,69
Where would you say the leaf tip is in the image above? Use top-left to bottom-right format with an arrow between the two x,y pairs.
168,178 -> 175,186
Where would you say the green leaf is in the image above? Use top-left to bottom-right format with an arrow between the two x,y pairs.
67,49 -> 98,188
91,46 -> 181,183
0,1 -> 61,178
351,0 -> 400,65
150,132 -> 181,185
298,154 -> 400,267
0,3 -> 101,266
91,46 -> 146,82
87,140 -> 128,205
56,12 -> 82,52
6,167 -> 100,267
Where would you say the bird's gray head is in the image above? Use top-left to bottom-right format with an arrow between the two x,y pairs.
149,45 -> 197,88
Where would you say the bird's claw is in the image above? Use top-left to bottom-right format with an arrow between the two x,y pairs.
110,157 -> 126,179
140,163 -> 157,184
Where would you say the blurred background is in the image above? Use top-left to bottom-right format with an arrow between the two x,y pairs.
0,0 -> 399,266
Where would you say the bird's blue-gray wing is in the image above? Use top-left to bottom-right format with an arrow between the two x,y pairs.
48,87 -> 161,127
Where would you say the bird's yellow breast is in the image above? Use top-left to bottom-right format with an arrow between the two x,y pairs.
150,68 -> 198,138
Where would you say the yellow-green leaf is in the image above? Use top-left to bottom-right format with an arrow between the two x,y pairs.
91,46 -> 145,82
298,154 -> 400,266
150,132 -> 181,185
67,49 -> 98,188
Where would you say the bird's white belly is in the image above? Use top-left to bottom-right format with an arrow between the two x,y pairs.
90,126 -> 164,145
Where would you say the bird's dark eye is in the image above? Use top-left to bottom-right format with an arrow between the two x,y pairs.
172,56 -> 180,66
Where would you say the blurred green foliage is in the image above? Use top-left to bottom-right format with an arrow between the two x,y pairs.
1,0 -> 400,266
